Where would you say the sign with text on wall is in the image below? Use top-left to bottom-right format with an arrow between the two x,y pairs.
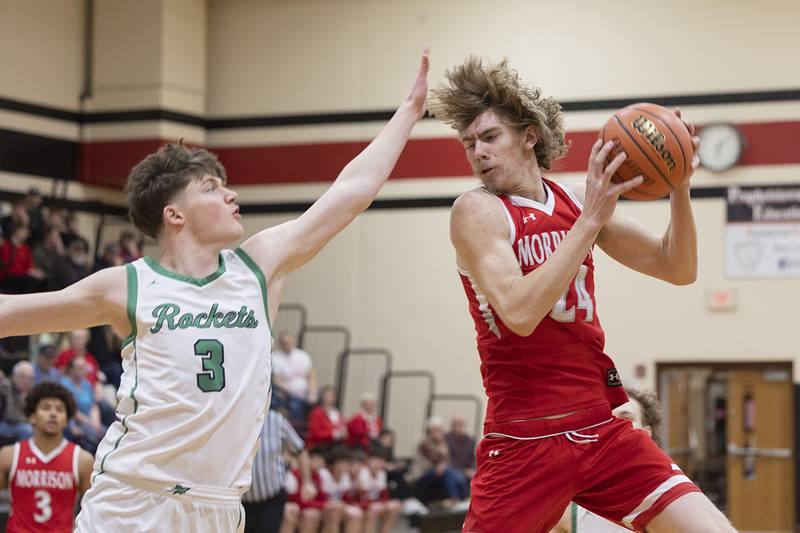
726,185 -> 800,279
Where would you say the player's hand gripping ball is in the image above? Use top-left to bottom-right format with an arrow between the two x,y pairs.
601,103 -> 694,200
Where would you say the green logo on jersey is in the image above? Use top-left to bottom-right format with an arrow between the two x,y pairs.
170,484 -> 191,495
150,303 -> 259,333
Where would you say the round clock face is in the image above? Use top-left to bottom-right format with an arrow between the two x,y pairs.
698,123 -> 744,172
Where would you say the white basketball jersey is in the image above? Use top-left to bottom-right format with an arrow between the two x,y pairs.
572,504 -> 633,532
93,249 -> 272,491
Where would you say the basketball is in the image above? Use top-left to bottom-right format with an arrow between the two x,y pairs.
601,103 -> 694,200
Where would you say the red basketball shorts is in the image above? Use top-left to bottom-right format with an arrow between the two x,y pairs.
462,417 -> 700,532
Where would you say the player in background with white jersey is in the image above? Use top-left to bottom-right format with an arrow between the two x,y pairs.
0,49 -> 429,532
551,389 -> 667,533
0,382 -> 94,532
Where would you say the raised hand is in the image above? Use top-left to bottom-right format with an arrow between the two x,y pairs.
403,47 -> 430,121
581,140 -> 644,228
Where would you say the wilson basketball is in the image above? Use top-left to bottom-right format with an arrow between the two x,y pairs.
601,103 -> 694,200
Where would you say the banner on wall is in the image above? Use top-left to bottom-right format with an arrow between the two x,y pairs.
725,185 -> 800,278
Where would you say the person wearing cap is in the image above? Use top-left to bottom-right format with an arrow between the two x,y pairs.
411,416 -> 468,507
347,391 -> 383,451
34,344 -> 62,384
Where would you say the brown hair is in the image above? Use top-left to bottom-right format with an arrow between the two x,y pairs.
625,388 -> 663,446
428,56 -> 569,170
124,142 -> 227,238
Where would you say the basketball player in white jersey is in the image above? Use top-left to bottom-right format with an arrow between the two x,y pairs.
550,389 -> 667,533
0,50 -> 429,532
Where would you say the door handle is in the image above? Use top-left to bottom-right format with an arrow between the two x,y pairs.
727,443 -> 792,458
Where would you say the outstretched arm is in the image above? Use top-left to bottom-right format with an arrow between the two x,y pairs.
239,49 -> 429,281
0,266 -> 129,339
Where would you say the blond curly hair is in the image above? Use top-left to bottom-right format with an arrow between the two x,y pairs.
428,56 -> 569,170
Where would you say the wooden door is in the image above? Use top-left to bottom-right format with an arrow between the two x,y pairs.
727,368 -> 795,531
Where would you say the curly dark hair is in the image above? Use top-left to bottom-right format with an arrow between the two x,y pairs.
124,141 -> 228,238
428,56 -> 569,170
24,382 -> 77,420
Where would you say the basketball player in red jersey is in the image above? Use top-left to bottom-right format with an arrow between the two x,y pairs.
430,57 -> 736,532
0,382 -> 94,532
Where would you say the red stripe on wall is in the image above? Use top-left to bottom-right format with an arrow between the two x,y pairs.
77,121 -> 800,188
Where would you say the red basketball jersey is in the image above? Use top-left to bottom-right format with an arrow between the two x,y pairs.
7,439 -> 80,533
459,178 -> 628,430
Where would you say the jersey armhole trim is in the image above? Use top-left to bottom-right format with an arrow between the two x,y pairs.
492,195 -> 516,245
571,502 -> 577,532
121,263 -> 138,349
72,444 -> 80,484
554,182 -> 584,211
234,247 -> 274,340
9,441 -> 20,482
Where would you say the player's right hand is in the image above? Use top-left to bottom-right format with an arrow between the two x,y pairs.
581,139 -> 643,228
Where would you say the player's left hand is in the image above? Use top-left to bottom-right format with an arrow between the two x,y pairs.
403,47 -> 430,121
673,108 -> 700,184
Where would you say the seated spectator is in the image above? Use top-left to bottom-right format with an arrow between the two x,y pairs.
271,331 -> 317,426
32,225 -> 65,290
358,444 -> 402,533
347,391 -> 382,451
59,212 -> 88,250
321,446 -> 363,533
378,428 -> 411,500
33,343 -> 62,384
53,238 -> 91,289
0,361 -> 35,442
306,385 -> 346,450
0,224 -> 45,293
23,187 -> 45,245
93,242 -> 124,272
119,231 -> 143,263
445,415 -> 476,478
60,355 -> 105,453
284,447 -> 328,533
55,329 -> 102,387
411,417 -> 468,506
0,198 -> 29,242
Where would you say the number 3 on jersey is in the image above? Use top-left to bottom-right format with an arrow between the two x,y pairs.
194,339 -> 226,392
550,265 -> 594,322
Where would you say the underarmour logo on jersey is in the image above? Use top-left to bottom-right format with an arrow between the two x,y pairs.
147,279 -> 158,288
170,484 -> 191,495
523,213 -> 536,223
488,450 -> 500,458
25,457 -> 36,465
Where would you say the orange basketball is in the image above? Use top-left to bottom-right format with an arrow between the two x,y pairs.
601,103 -> 694,200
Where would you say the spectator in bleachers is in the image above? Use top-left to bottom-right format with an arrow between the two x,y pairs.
60,355 -> 104,453
56,329 -> 102,387
321,446 -> 363,533
272,330 -> 318,426
32,225 -> 65,290
358,443 -> 402,533
0,224 -> 45,293
377,428 -> 411,500
307,385 -> 347,450
284,447 -> 328,533
347,391 -> 382,451
33,343 -> 62,384
59,212 -> 87,250
0,361 -> 35,442
54,238 -> 91,289
119,231 -> 143,263
93,242 -> 124,272
444,415 -> 476,479
411,416 -> 468,507
23,187 -> 45,245
0,198 -> 29,241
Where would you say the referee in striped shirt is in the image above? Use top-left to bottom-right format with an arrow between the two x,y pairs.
243,407 -> 314,533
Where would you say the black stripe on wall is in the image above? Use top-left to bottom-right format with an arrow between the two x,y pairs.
0,129 -> 77,180
0,185 -> 731,218
2,88 -> 800,129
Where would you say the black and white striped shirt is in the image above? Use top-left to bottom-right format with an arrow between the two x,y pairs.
242,409 -> 304,502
